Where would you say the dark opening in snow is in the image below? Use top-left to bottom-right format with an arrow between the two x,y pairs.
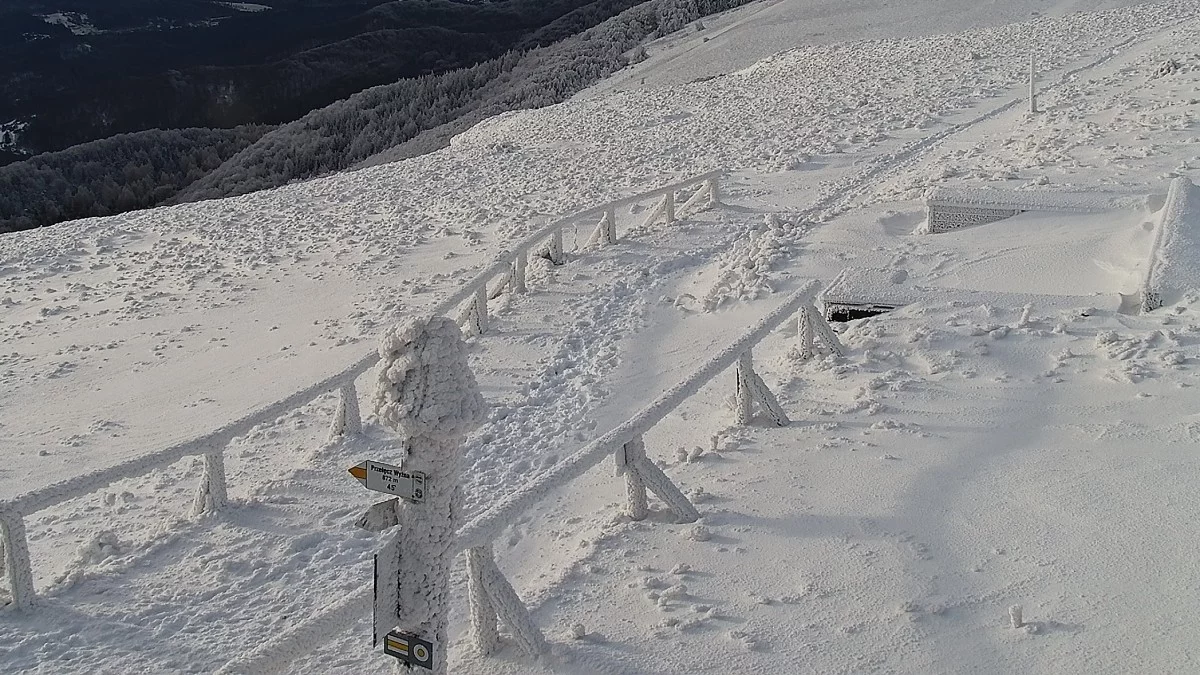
827,304 -> 897,322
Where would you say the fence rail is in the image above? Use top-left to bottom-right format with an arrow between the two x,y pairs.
0,170 -> 722,611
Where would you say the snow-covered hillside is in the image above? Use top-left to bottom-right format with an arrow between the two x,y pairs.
3,1 -> 1200,673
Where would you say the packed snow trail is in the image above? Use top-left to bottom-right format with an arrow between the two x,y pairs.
0,189 -> 793,673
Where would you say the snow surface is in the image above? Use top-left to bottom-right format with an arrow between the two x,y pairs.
4,1 -> 1200,673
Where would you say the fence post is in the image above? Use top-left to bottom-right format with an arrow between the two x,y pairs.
1029,52 -> 1038,114
734,351 -> 755,425
664,190 -> 676,224
620,435 -> 698,523
328,382 -> 363,442
734,350 -> 789,426
372,317 -> 486,673
475,285 -> 489,334
589,209 -> 617,247
511,254 -> 527,294
706,177 -> 721,207
467,546 -> 500,655
550,228 -> 565,265
615,440 -> 649,521
192,450 -> 229,515
472,545 -> 547,656
1,512 -> 36,610
806,303 -> 845,357
796,306 -> 815,360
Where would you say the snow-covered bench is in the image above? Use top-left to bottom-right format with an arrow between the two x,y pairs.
921,186 -> 1124,234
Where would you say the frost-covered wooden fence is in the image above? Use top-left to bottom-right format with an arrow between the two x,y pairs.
0,170 -> 723,612
218,279 -> 848,674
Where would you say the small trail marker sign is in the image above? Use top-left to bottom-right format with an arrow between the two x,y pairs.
384,630 -> 435,670
348,460 -> 426,503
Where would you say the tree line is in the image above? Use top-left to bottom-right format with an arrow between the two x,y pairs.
2,0 -> 754,233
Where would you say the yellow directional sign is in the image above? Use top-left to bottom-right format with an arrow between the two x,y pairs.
348,460 -> 426,503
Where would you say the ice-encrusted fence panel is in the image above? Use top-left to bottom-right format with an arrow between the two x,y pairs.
0,351 -> 372,609
0,170 -> 723,610
219,278 -> 825,673
926,204 -> 1022,233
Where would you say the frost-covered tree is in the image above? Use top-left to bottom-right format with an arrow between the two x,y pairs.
0,126 -> 266,233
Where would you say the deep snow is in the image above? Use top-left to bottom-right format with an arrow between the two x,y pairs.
3,1 -> 1200,673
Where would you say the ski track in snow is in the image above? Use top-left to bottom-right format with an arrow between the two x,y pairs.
5,2 -> 1200,673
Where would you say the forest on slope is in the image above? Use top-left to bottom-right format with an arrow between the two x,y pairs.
1,0 -> 612,160
2,0 -> 754,233
180,0 -> 756,202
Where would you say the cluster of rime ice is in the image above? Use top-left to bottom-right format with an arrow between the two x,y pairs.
373,317 -> 485,443
701,214 -> 798,310
373,317 -> 485,673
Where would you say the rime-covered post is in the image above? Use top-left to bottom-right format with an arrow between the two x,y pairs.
549,228 -> 565,265
470,545 -> 546,656
328,382 -> 363,442
373,317 -> 485,675
466,546 -> 500,655
664,190 -> 676,224
1,512 -> 36,610
706,177 -> 721,207
615,438 -> 649,521
474,284 -> 489,333
460,283 -> 490,336
511,253 -> 527,294
733,349 -> 789,426
590,209 -> 617,247
734,351 -> 755,425
628,440 -> 699,522
806,303 -> 845,357
796,306 -> 815,360
191,450 -> 228,515
1028,52 -> 1038,114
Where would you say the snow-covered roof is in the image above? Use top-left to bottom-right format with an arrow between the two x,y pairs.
925,186 -> 1129,213
821,267 -> 918,306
